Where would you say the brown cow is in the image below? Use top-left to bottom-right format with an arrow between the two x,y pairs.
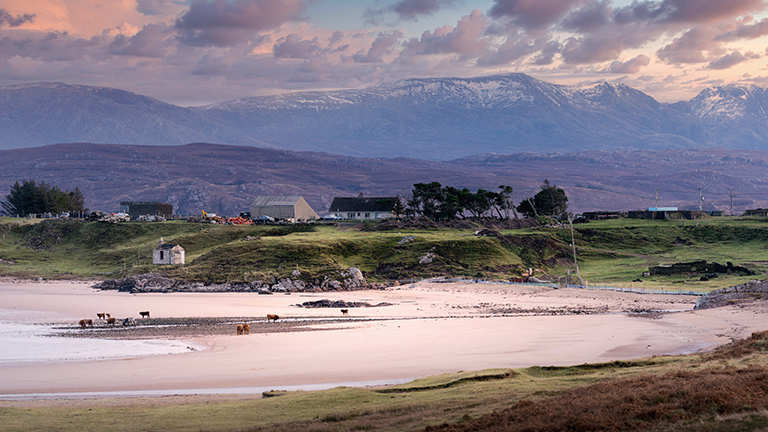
341,309 -> 349,316
85,319 -> 93,327
106,317 -> 117,326
243,323 -> 250,335
96,313 -> 106,320
236,324 -> 243,335
266,314 -> 279,322
78,319 -> 87,328
139,311 -> 150,318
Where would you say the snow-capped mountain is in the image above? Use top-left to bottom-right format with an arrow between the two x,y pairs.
689,85 -> 768,149
0,74 -> 766,159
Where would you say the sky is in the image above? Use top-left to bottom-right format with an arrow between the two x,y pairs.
1,0 -> 768,106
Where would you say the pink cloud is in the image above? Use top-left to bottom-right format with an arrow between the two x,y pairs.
401,10 -> 490,57
175,0 -> 306,47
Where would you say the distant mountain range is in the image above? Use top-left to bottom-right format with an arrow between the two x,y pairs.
1,143 -> 767,216
2,74 -> 768,159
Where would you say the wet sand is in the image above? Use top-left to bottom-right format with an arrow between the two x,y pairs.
0,279 -> 765,398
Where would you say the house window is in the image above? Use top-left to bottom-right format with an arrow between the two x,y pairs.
364,213 -> 371,218
348,213 -> 355,219
160,251 -> 164,260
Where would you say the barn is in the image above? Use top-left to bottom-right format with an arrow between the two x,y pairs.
153,238 -> 185,265
120,201 -> 173,220
250,196 -> 318,222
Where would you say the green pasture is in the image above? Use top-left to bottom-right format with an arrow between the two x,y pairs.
0,216 -> 767,289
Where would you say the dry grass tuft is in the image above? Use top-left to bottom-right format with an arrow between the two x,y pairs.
426,366 -> 768,432
706,330 -> 768,360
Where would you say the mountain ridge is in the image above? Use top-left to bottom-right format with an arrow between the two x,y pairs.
0,73 -> 765,159
2,142 -> 768,217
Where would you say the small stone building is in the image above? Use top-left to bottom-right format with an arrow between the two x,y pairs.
328,196 -> 398,220
250,196 -> 318,222
152,238 -> 185,265
120,201 -> 173,220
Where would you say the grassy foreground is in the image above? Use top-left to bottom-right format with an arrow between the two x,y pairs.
1,216 -> 767,289
3,332 -> 768,432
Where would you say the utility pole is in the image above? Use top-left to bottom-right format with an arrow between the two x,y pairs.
730,189 -> 735,216
698,188 -> 704,211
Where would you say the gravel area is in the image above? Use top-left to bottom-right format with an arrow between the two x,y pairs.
50,316 -> 361,339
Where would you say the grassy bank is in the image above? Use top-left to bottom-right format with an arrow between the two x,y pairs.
0,216 -> 766,289
4,332 -> 768,432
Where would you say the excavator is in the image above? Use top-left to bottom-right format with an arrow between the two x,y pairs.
201,210 -> 223,223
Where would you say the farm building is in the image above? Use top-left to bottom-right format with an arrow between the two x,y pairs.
120,201 -> 173,220
250,196 -> 318,222
153,238 -> 185,265
329,196 -> 398,220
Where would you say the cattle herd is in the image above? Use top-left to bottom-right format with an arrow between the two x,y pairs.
78,309 -> 351,333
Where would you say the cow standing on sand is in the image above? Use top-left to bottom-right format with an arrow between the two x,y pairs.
341,309 -> 349,316
267,314 -> 279,322
122,318 -> 135,326
243,323 -> 250,334
97,313 -> 106,320
139,311 -> 150,318
236,324 -> 244,335
106,317 -> 117,326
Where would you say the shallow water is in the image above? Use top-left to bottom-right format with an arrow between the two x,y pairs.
0,321 -> 199,363
0,379 -> 414,400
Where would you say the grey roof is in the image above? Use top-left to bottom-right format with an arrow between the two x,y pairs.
156,243 -> 182,250
329,197 -> 398,212
251,196 -> 304,206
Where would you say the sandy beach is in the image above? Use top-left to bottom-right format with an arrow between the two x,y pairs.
0,278 -> 766,398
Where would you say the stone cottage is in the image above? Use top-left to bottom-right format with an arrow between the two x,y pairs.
152,238 -> 185,265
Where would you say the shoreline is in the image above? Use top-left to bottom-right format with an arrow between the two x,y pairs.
1,279 -> 765,400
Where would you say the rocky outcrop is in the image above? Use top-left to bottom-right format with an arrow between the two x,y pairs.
295,299 -> 393,308
92,266 -> 372,294
694,280 -> 768,309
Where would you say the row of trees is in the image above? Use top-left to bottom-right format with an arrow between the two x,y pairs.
398,180 -> 567,220
1,181 -> 86,217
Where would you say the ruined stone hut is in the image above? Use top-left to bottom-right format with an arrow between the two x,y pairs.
153,238 -> 185,265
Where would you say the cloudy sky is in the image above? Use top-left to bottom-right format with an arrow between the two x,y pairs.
1,0 -> 768,105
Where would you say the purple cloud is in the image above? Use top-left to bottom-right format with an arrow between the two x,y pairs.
353,31 -> 403,63
0,9 -> 35,27
365,0 -> 460,24
273,34 -> 321,59
708,51 -> 760,70
716,18 -> 768,41
606,54 -> 650,73
488,0 -> 588,30
109,23 -> 174,57
175,0 -> 306,47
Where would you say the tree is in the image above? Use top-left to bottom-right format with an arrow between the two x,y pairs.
1,180 -> 86,216
517,179 -> 568,218
391,196 -> 405,220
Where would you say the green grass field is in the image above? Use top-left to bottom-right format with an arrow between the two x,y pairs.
1,216 -> 767,290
